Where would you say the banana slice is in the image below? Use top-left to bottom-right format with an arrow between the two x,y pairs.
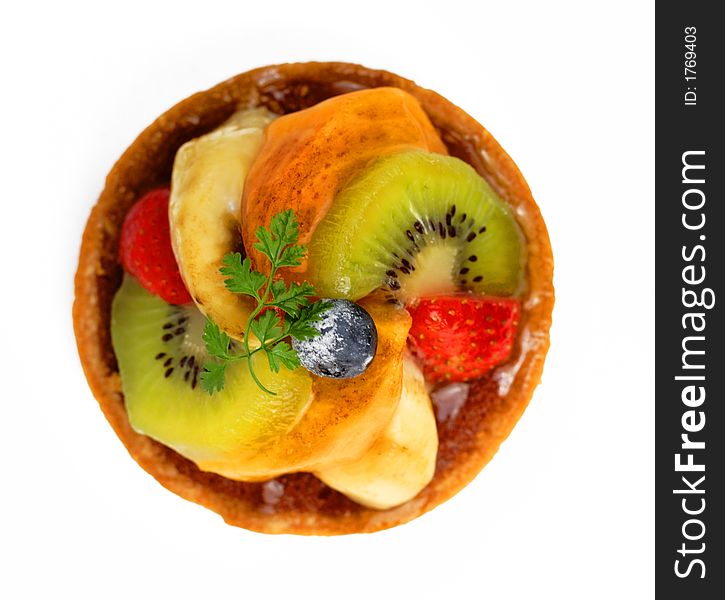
169,108 -> 276,341
315,358 -> 438,510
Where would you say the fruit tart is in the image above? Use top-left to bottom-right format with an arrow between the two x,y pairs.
73,62 -> 554,535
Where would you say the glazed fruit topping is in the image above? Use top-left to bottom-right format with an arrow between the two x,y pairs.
406,295 -> 521,384
315,358 -> 436,509
111,275 -> 312,462
241,87 -> 447,278
200,210 -> 333,395
120,188 -> 192,305
306,150 -> 524,302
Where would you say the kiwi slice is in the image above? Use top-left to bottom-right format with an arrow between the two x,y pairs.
306,151 -> 525,301
111,275 -> 312,463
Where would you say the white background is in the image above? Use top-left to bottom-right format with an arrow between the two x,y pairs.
1,1 -> 654,598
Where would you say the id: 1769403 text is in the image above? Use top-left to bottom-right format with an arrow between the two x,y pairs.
684,27 -> 697,106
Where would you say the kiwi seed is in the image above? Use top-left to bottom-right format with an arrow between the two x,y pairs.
148,306 -> 213,390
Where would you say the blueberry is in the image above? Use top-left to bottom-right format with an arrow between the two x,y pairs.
292,299 -> 377,378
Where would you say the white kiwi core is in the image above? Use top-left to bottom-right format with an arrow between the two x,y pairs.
397,244 -> 458,302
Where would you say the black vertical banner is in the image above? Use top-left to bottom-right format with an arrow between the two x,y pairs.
656,3 -> 723,597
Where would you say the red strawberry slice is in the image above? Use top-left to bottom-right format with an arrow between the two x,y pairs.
407,295 -> 520,384
120,188 -> 192,305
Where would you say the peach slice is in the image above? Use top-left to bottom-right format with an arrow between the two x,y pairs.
241,87 -> 447,278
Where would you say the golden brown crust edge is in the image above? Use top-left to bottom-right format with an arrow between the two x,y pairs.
73,62 -> 554,535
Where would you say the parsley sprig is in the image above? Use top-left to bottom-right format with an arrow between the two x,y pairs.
200,210 -> 330,395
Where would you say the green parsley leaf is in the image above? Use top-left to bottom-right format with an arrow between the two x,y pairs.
266,341 -> 300,372
201,209 -> 330,395
270,279 -> 287,300
253,209 -> 300,263
288,300 -> 333,340
302,299 -> 334,323
287,320 -> 320,341
274,281 -> 315,318
253,226 -> 277,263
277,244 -> 306,268
250,309 -> 283,342
270,209 -> 300,250
220,253 -> 266,298
200,361 -> 227,394
202,319 -> 233,360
